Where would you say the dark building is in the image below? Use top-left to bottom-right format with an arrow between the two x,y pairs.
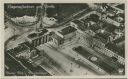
86,14 -> 100,23
105,42 -> 124,57
94,31 -> 111,44
58,26 -> 77,40
113,36 -> 124,44
6,42 -> 40,60
71,20 -> 87,31
27,29 -> 52,47
6,44 -> 28,57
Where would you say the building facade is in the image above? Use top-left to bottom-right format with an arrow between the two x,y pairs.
26,29 -> 53,47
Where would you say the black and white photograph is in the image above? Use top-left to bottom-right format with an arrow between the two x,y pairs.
4,3 -> 125,76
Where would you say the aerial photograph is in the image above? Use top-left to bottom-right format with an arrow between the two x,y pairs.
4,3 -> 125,76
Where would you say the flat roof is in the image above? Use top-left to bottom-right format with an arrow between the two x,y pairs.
94,32 -> 111,43
89,24 -> 101,32
72,20 -> 83,25
6,44 -> 29,55
72,20 -> 86,31
27,29 -> 48,39
59,26 -> 77,35
113,36 -> 124,44
105,43 -> 124,57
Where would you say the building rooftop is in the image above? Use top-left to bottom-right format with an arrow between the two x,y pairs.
94,31 -> 111,43
59,26 -> 77,35
89,24 -> 101,32
51,32 -> 63,41
72,20 -> 87,31
113,36 -> 124,44
13,45 -> 28,53
105,43 -> 124,57
6,44 -> 29,56
28,33 -> 37,38
19,41 -> 41,55
20,42 -> 34,51
38,29 -> 48,35
104,24 -> 117,33
105,5 -> 116,14
86,14 -> 100,23
72,20 -> 84,26
27,29 -> 48,39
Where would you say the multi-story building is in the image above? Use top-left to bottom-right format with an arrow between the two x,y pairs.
100,4 -> 124,27
51,32 -> 64,46
6,42 -> 40,60
58,26 -> 77,40
111,4 -> 124,14
70,9 -> 125,65
50,26 -> 77,47
26,29 -> 52,47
